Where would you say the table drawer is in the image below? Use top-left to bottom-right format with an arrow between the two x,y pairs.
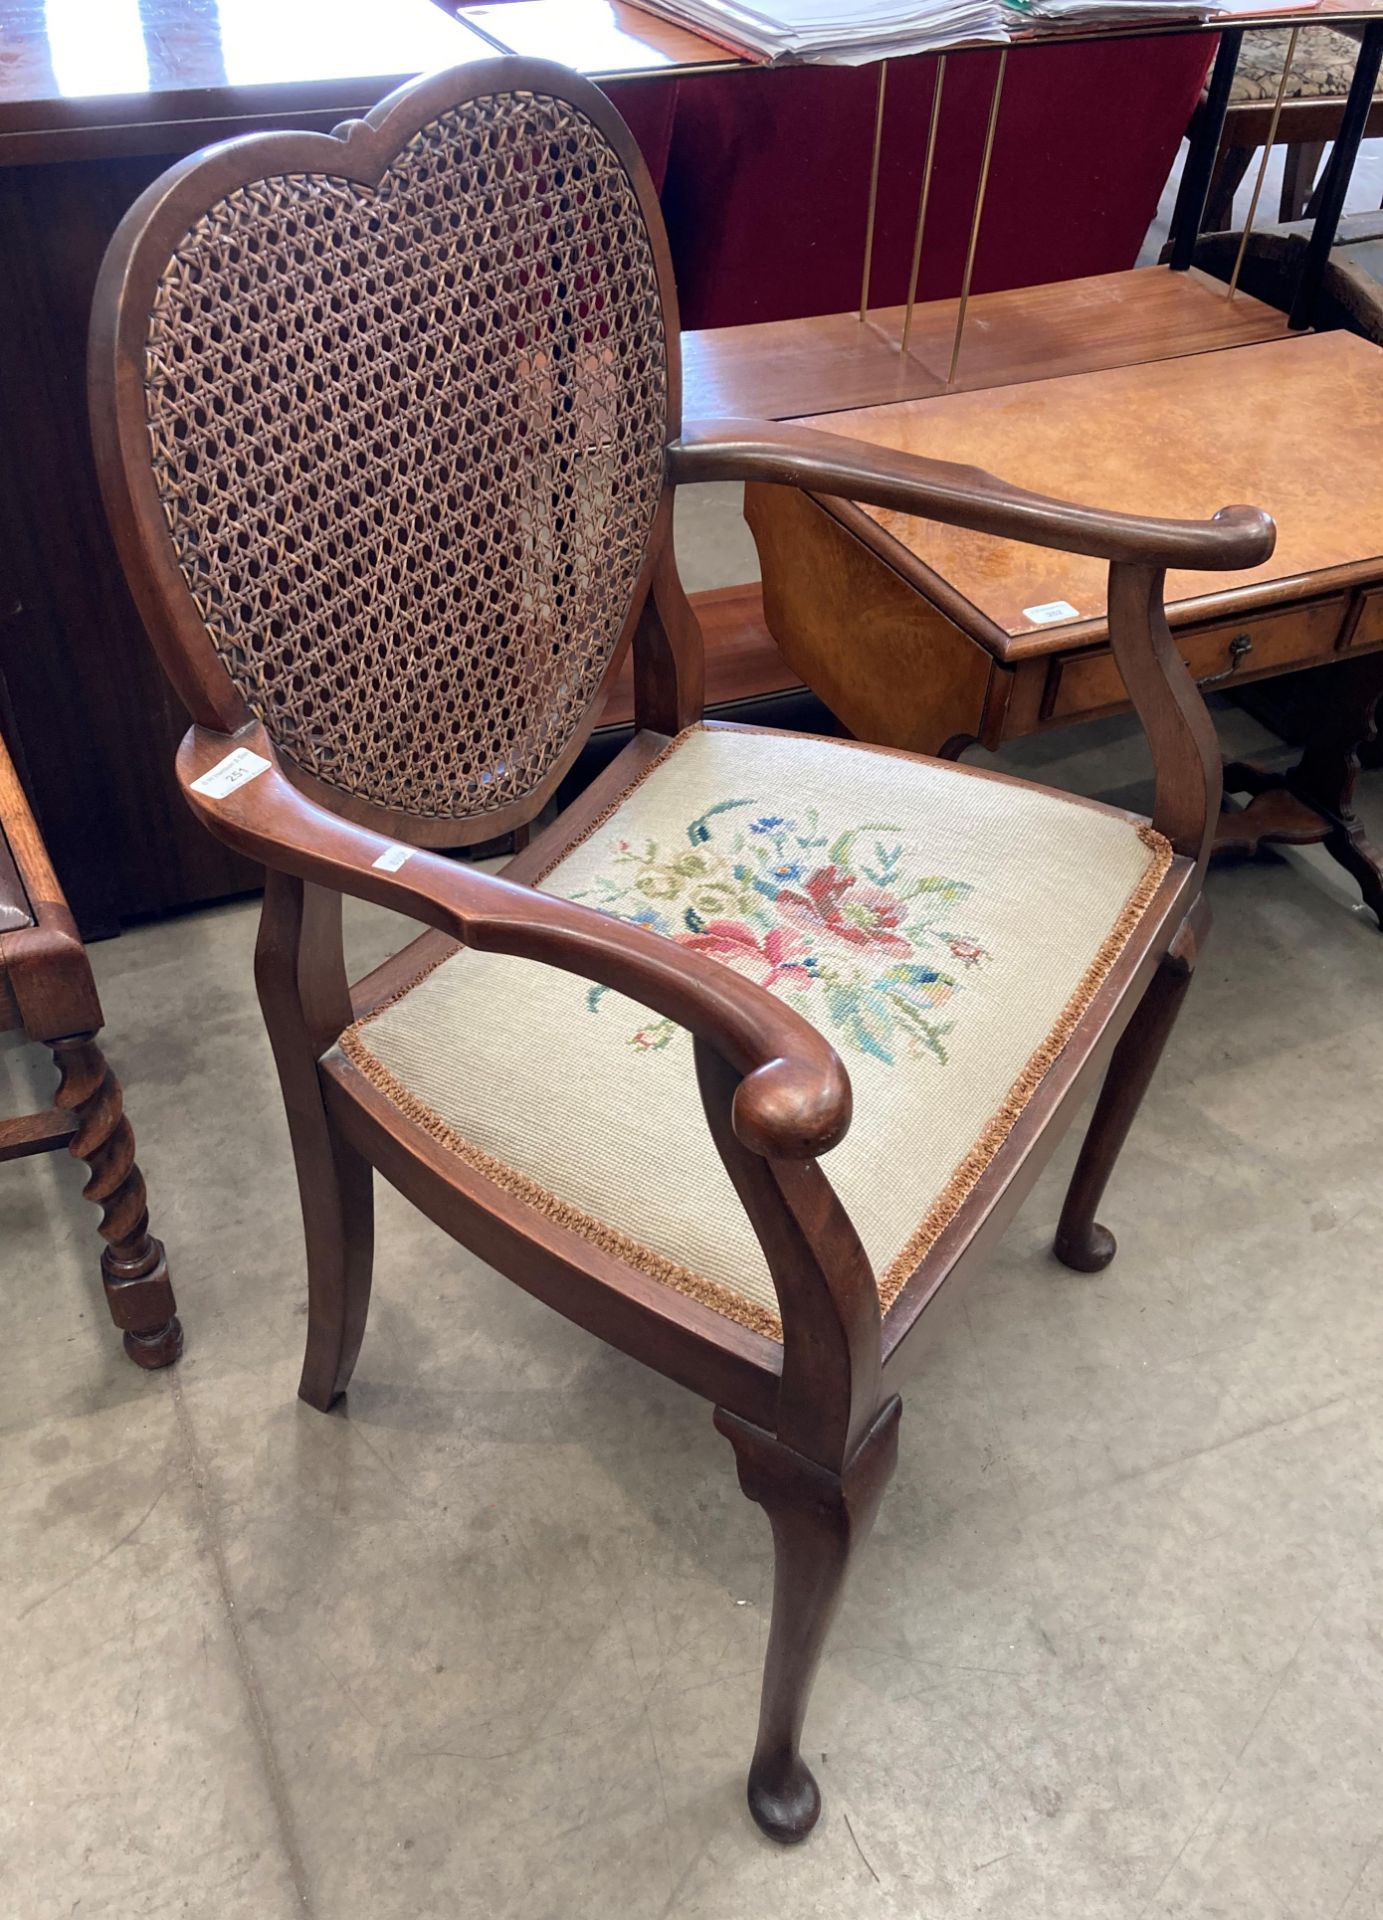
1046,598 -> 1347,721
1348,585 -> 1383,650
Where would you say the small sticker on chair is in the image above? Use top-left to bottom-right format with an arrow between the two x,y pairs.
1023,600 -> 1080,625
189,748 -> 271,798
372,844 -> 413,873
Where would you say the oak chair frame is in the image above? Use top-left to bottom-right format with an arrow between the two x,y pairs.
0,726 -> 181,1367
89,58 -> 1272,1842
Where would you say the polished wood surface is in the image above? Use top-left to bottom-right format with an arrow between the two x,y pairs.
795,329 -> 1383,643
681,267 -> 1292,423
750,481 -> 1383,915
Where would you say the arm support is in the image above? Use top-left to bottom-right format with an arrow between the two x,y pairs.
0,727 -> 103,1038
177,724 -> 850,1162
669,418 -> 1276,573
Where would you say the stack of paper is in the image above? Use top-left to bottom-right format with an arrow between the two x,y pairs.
1004,0 -> 1207,23
631,0 -> 1007,64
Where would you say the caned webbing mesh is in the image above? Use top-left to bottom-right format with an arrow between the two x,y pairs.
144,90 -> 667,818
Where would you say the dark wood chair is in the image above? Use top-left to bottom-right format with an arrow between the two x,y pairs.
0,725 -> 181,1366
89,59 -> 1272,1842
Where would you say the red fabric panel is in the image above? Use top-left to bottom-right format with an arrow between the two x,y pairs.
600,75 -> 679,192
659,37 -> 1214,328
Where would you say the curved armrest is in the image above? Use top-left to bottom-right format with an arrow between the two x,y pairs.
177,725 -> 850,1162
668,418 -> 1276,573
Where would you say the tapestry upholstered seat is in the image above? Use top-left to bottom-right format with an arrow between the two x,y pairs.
343,725 -> 1169,1340
1231,26 -> 1374,104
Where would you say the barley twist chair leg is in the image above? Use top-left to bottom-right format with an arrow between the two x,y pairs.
715,1396 -> 901,1842
1053,909 -> 1204,1274
50,1033 -> 182,1369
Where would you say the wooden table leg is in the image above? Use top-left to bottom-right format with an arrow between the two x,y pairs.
1215,652 -> 1383,926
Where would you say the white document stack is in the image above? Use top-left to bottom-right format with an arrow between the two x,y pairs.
633,0 -> 1008,63
1003,0 -> 1206,23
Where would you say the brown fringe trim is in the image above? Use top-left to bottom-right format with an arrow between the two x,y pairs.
338,1021 -> 785,1341
875,821 -> 1173,1311
341,725 -> 1173,1345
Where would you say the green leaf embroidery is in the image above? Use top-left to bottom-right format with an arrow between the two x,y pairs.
687,799 -> 755,845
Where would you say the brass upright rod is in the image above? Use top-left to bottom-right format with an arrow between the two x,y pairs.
902,56 -> 948,356
948,47 -> 1007,385
859,61 -> 889,323
1228,26 -> 1299,299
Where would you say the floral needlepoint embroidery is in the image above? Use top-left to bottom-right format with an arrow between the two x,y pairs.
573,802 -> 990,1065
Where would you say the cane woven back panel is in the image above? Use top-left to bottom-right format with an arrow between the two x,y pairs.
142,88 -> 669,822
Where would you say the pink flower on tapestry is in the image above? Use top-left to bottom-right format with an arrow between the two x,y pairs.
776,866 -> 913,958
947,936 -> 989,968
679,921 -> 813,990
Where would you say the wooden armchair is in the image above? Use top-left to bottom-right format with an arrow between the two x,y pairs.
0,726 -> 181,1366
89,60 -> 1272,1842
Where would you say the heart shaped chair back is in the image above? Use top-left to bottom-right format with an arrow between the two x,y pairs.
90,59 -> 680,846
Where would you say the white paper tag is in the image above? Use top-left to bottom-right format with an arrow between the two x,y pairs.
189,747 -> 271,799
371,844 -> 414,873
1023,599 -> 1080,625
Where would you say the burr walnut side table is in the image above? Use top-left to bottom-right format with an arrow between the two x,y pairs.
745,327 -> 1383,924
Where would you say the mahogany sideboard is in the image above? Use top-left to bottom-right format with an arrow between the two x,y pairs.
746,329 -> 1383,920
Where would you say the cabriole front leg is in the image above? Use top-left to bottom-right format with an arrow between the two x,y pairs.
1054,906 -> 1205,1273
715,1395 -> 900,1842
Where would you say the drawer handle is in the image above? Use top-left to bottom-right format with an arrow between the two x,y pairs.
1199,632 -> 1254,688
